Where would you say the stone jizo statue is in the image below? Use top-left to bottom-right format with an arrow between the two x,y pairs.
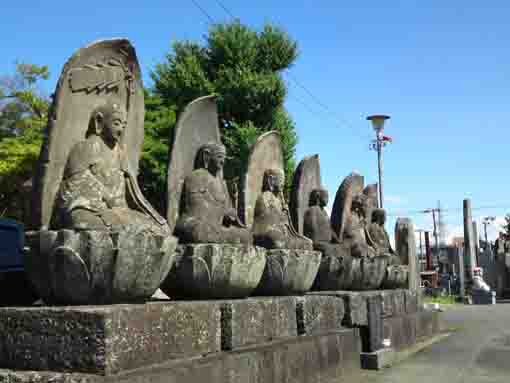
253,169 -> 312,250
56,102 -> 167,234
174,142 -> 251,245
367,209 -> 394,258
303,188 -> 343,257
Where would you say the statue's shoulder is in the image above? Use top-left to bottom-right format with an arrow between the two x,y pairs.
64,138 -> 101,178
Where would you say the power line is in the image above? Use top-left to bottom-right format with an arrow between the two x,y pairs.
190,0 -> 216,23
213,0 -> 237,19
193,0 -> 367,143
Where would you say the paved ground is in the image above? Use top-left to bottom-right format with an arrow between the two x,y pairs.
357,302 -> 510,383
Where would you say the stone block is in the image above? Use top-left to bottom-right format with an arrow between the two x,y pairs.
295,295 -> 344,335
161,244 -> 266,299
220,297 -> 297,350
472,290 -> 496,305
392,289 -> 406,316
404,290 -> 419,314
360,348 -> 395,370
366,295 -> 384,352
0,302 -> 221,375
307,291 -> 368,326
380,291 -> 394,318
0,329 -> 362,383
254,249 -> 321,295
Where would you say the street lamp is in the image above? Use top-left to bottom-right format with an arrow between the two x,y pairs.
482,216 -> 496,250
367,115 -> 390,209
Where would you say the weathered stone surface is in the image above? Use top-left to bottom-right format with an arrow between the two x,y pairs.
392,289 -> 406,316
0,302 -> 221,375
221,297 -> 297,350
32,39 -> 145,230
295,295 -> 344,335
308,291 -> 368,326
0,329 -> 362,383
25,229 -> 176,305
167,95 -> 220,232
395,218 -> 419,291
168,96 -> 251,245
160,244 -> 266,299
313,253 -> 389,292
464,199 -> 476,279
289,154 -> 321,235
366,295 -> 384,352
254,249 -> 321,295
360,348 -> 395,370
404,290 -> 419,314
240,131 -> 284,228
28,39 -> 176,305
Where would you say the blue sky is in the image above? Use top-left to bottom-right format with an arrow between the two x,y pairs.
2,1 -> 510,241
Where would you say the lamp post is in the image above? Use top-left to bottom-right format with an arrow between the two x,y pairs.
482,216 -> 496,250
367,115 -> 390,209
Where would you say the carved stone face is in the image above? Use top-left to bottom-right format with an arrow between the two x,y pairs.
206,151 -> 225,176
95,104 -> 127,147
264,170 -> 284,193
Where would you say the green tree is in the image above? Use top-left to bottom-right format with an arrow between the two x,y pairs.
144,21 -> 299,210
0,63 -> 50,222
500,214 -> 510,239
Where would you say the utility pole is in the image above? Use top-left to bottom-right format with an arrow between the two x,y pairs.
367,115 -> 391,209
416,229 -> 425,271
424,231 -> 432,271
422,203 -> 443,270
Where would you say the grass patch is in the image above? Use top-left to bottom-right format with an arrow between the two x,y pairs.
423,295 -> 458,305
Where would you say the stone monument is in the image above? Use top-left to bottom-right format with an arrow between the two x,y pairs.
463,198 -> 476,280
240,132 -> 321,295
160,95 -> 266,299
26,39 -> 177,305
394,217 -> 418,292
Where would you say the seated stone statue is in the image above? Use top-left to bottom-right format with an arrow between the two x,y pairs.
368,208 -> 397,262
253,169 -> 312,250
56,102 -> 168,235
341,193 -> 379,258
174,143 -> 251,244
303,188 -> 345,257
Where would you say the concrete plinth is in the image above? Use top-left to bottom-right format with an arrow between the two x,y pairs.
471,290 -> 496,305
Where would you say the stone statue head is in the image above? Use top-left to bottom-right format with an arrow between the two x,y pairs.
263,169 -> 285,193
372,208 -> 386,225
351,194 -> 368,217
195,143 -> 226,175
87,102 -> 127,148
310,188 -> 328,208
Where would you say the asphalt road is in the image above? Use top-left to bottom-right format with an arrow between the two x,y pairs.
357,302 -> 510,383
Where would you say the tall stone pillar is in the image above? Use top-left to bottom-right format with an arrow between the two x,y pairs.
472,221 -> 480,266
463,199 -> 476,280
395,218 -> 419,292
457,246 -> 465,299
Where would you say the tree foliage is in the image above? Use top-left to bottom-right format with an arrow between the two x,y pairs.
143,21 -> 299,210
500,214 -> 510,239
0,63 -> 50,222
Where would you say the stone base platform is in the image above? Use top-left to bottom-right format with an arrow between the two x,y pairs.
0,295 -> 359,382
471,290 -> 496,305
308,289 -> 441,357
0,328 -> 361,383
